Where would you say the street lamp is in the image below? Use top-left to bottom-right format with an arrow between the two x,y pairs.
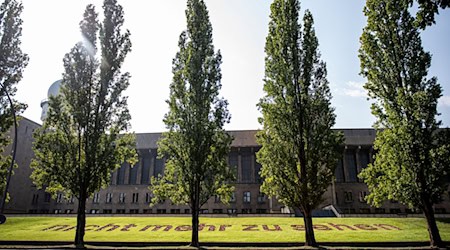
0,83 -> 18,224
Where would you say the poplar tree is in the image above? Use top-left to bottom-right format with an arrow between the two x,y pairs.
31,0 -> 136,247
150,0 -> 233,247
359,0 -> 450,247
413,0 -> 449,28
0,0 -> 28,201
257,0 -> 343,246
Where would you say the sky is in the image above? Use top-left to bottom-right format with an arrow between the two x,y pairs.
16,0 -> 450,133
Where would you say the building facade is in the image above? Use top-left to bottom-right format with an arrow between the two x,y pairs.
3,118 -> 450,215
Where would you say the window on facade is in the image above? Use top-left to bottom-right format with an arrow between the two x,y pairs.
375,208 -> 385,214
145,193 -> 152,203
243,191 -> 251,203
106,193 -> 112,203
335,157 -> 344,183
359,208 -> 371,214
119,193 -> 125,203
213,209 -> 223,214
140,150 -> 151,184
358,191 -> 367,203
54,209 -> 62,214
254,160 -> 262,184
214,195 -> 221,203
40,209 -> 49,214
256,209 -> 267,214
228,149 -> 239,180
344,191 -> 353,203
132,193 -> 139,203
93,193 -> 100,203
390,208 -> 401,214
229,192 -> 236,203
257,192 -> 266,203
242,208 -> 252,214
116,209 -> 126,214
67,196 -> 74,204
90,209 -> 100,214
32,194 -> 39,204
116,163 -> 127,185
65,209 -> 73,214
29,209 -> 38,214
56,193 -> 63,203
359,149 -> 370,170
129,163 -> 138,185
129,209 -> 139,214
44,193 -> 51,203
143,209 -> 152,214
200,209 -> 209,214
345,150 -> 358,182
227,208 -> 237,214
170,209 -> 181,214
241,148 -> 252,183
154,153 -> 165,177
156,209 -> 166,214
103,209 -> 112,214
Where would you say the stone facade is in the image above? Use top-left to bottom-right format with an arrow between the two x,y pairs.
3,118 -> 450,215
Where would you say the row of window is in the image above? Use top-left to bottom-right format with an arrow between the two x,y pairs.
335,148 -> 371,183
32,191 -> 267,205
30,208 -> 269,214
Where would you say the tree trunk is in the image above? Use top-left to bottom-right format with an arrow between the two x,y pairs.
302,208 -> 317,247
422,199 -> 443,248
190,180 -> 200,248
75,190 -> 87,249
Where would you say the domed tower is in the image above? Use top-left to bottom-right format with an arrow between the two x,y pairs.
40,79 -> 62,121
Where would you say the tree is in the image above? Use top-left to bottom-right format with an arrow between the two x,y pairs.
150,0 -> 233,247
359,0 -> 450,247
412,0 -> 449,28
0,0 -> 28,203
31,0 -> 136,247
257,0 -> 343,247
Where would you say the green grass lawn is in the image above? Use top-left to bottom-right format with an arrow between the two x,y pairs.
0,217 -> 449,243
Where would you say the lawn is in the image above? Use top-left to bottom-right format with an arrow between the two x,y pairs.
0,216 -> 449,243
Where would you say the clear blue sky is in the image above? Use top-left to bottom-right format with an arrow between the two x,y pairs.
16,0 -> 450,132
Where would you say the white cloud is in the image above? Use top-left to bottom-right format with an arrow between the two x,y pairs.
341,81 -> 367,98
438,96 -> 450,107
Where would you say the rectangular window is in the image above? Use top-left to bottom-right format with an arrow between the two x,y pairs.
32,194 -> 39,204
54,209 -> 62,214
229,192 -> 236,203
67,196 -> 74,204
56,193 -> 63,203
170,209 -> 181,214
106,193 -> 113,203
213,209 -> 223,214
40,209 -> 49,214
344,191 -> 353,203
143,209 -> 152,214
65,209 -> 73,214
242,208 -> 252,214
103,209 -> 112,214
119,193 -> 125,203
156,209 -> 166,214
145,193 -> 152,203
129,164 -> 138,185
241,148 -> 252,183
93,193 -> 100,203
214,195 -> 221,203
257,192 -> 266,203
243,191 -> 251,203
132,193 -> 139,203
140,150 -> 151,184
116,209 -> 126,214
154,154 -> 165,177
345,150 -> 358,182
117,163 -> 127,185
44,193 -> 51,203
358,191 -> 367,203
227,208 -> 237,214
256,209 -> 267,214
359,149 -> 370,169
375,208 -> 385,214
129,209 -> 139,214
200,209 -> 209,214
254,159 -> 262,183
90,209 -> 99,214
335,157 -> 344,182
228,149 -> 239,180
359,208 -> 371,214
184,209 -> 190,214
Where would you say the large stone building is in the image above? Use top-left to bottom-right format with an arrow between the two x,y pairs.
3,118 -> 450,216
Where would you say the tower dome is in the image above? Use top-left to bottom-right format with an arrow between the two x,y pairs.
40,79 -> 62,121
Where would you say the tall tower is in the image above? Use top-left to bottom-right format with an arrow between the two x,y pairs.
40,79 -> 62,121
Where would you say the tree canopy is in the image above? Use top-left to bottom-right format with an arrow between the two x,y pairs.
359,0 -> 450,247
257,0 -> 343,246
30,0 -> 136,247
0,0 -> 28,202
150,0 -> 233,247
